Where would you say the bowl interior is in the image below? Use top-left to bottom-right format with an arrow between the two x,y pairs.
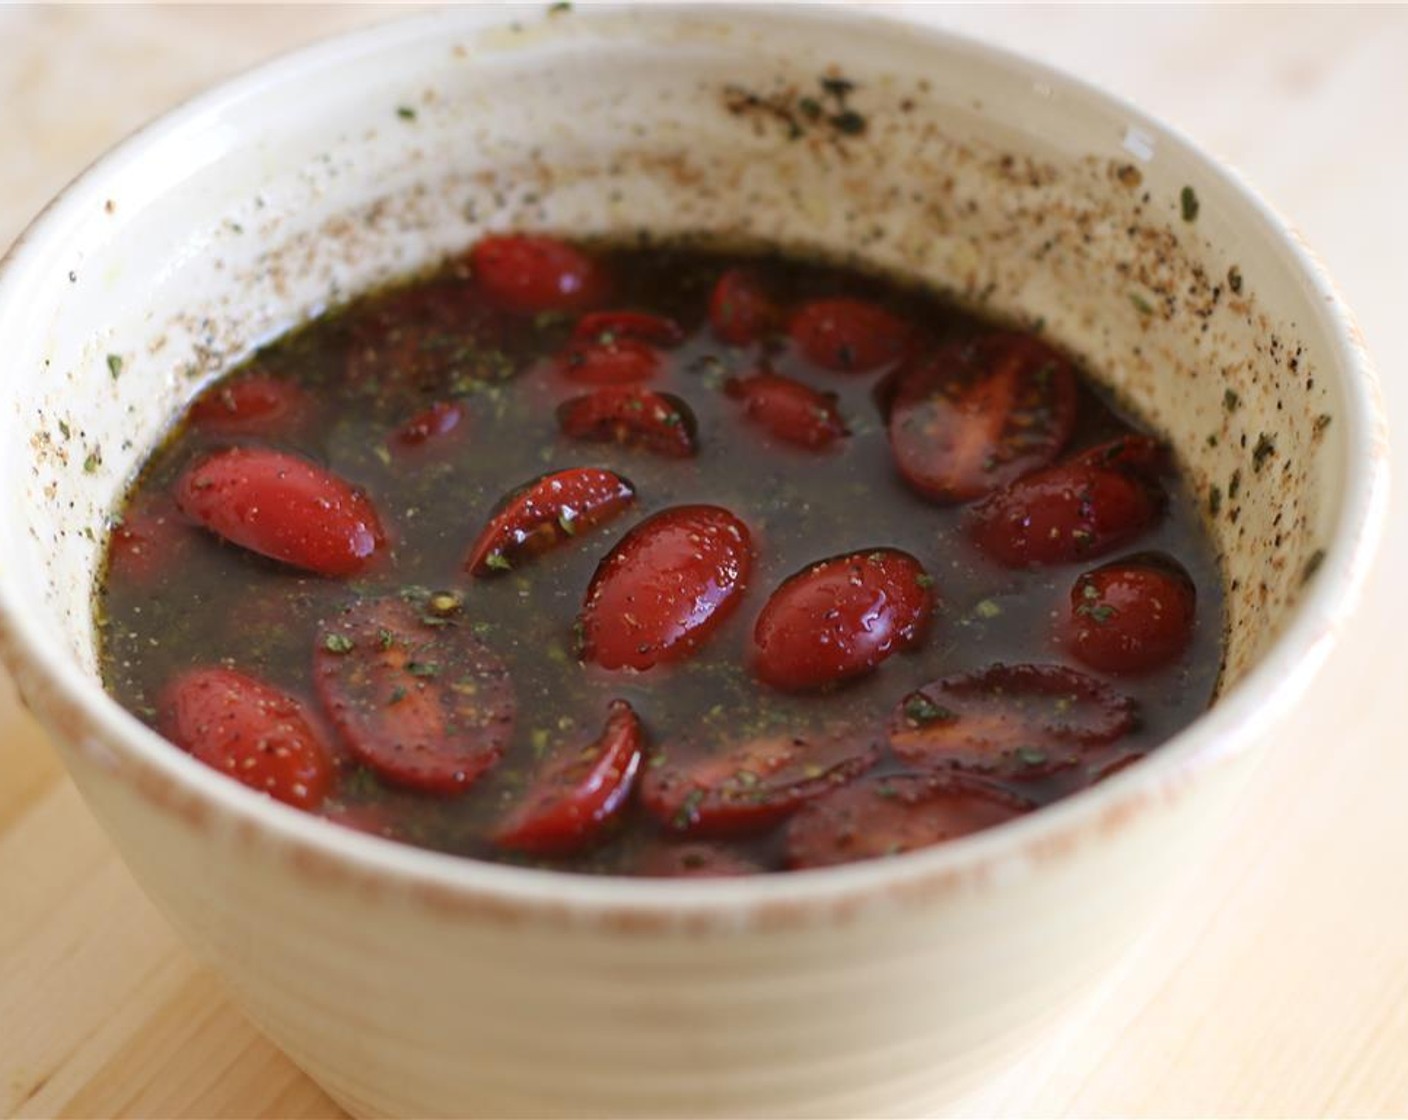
0,6 -> 1370,871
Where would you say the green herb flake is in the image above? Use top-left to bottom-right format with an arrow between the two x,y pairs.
902,694 -> 953,726
323,633 -> 355,654
1302,548 -> 1327,584
57,419 -> 71,440
427,591 -> 462,617
672,787 -> 706,830
1228,265 -> 1244,294
1208,484 -> 1223,517
407,661 -> 440,678
1223,388 -> 1241,413
831,110 -> 867,136
396,105 -> 417,122
83,450 -> 101,474
557,512 -> 577,536
1130,292 -> 1155,316
1228,469 -> 1242,500
548,0 -> 572,12
106,353 -> 123,379
485,551 -> 513,572
915,573 -> 935,589
1079,604 -> 1117,624
1180,185 -> 1200,222
1015,746 -> 1048,768
973,598 -> 1002,620
1252,432 -> 1276,471
531,728 -> 552,758
1313,413 -> 1332,436
373,444 -> 392,467
378,627 -> 396,650
388,685 -> 408,706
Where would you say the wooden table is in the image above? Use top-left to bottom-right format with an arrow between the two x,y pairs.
3,6 -> 1406,1116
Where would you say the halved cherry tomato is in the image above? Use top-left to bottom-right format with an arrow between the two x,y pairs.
158,666 -> 334,810
391,400 -> 465,449
314,596 -> 515,794
468,234 -> 606,315
709,269 -> 776,346
635,842 -> 764,878
1062,554 -> 1196,675
752,549 -> 935,693
725,372 -> 848,450
579,505 -> 752,671
888,663 -> 1136,776
785,773 -> 1032,869
888,333 -> 1078,503
556,387 -> 698,458
555,311 -> 683,385
493,699 -> 644,855
188,372 -> 310,435
465,467 -> 637,577
789,297 -> 911,373
107,495 -> 195,587
965,441 -> 1166,568
640,732 -> 880,837
176,447 -> 385,577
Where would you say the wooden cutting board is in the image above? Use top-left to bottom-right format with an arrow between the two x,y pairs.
4,6 -> 1408,1117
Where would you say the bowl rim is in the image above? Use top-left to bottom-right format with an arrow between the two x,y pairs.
0,3 -> 1389,927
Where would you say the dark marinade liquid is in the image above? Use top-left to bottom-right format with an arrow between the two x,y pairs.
97,244 -> 1224,875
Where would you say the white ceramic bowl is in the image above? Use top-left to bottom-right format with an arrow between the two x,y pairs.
0,7 -> 1387,1117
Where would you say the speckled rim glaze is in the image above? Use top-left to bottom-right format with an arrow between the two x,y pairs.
0,5 -> 1388,930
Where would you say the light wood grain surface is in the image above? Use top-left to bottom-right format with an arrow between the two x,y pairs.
2,5 -> 1406,1117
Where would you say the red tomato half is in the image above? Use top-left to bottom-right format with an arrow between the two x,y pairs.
468,234 -> 606,314
752,549 -> 935,693
709,269 -> 777,346
887,333 -> 1077,503
965,436 -> 1167,568
314,597 -> 515,794
785,773 -> 1032,869
158,666 -> 334,810
493,699 -> 644,855
1062,555 -> 1196,675
555,311 -> 683,385
107,495 -> 195,587
725,372 -> 848,451
391,400 -> 465,449
789,298 -> 912,373
888,663 -> 1136,776
465,467 -> 637,577
176,447 -> 385,577
556,387 -> 698,458
579,505 -> 752,671
640,732 -> 880,838
188,372 -> 310,435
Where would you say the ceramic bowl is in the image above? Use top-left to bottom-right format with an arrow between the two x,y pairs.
0,7 -> 1387,1117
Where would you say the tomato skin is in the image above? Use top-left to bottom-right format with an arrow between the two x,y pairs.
556,387 -> 698,458
785,774 -> 1032,870
158,667 -> 334,810
709,269 -> 776,346
107,496 -> 194,587
465,467 -> 637,577
468,234 -> 606,314
176,447 -> 385,577
965,461 -> 1163,568
579,505 -> 753,671
888,663 -> 1136,776
1062,555 -> 1196,675
640,733 -> 880,837
888,333 -> 1078,503
188,372 -> 309,435
391,400 -> 465,449
555,311 -> 682,385
313,597 -> 515,794
751,549 -> 935,693
789,298 -> 912,373
493,700 -> 644,855
725,372 -> 848,450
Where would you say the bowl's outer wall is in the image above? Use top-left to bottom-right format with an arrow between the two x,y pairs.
0,7 -> 1383,1118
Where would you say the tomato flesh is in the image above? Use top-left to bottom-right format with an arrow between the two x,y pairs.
785,774 -> 1031,869
789,297 -> 911,373
1062,555 -> 1196,675
108,495 -> 193,587
725,372 -> 848,450
889,663 -> 1136,777
176,447 -> 385,577
493,699 -> 644,855
966,436 -> 1166,567
556,386 -> 698,458
640,732 -> 880,837
469,234 -> 606,314
188,372 -> 309,435
579,505 -> 752,671
465,467 -> 636,577
314,597 -> 515,794
555,309 -> 683,385
888,333 -> 1077,503
158,666 -> 334,810
752,549 -> 935,692
709,269 -> 776,346
392,400 -> 465,449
